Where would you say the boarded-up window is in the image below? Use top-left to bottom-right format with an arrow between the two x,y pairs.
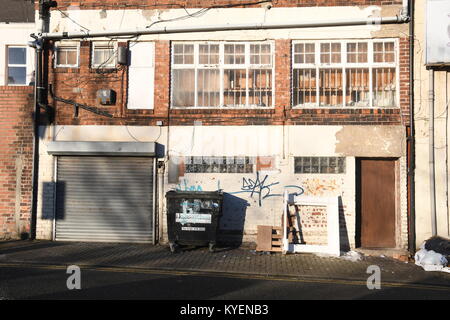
127,42 -> 155,109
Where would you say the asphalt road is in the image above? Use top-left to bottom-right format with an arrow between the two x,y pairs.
0,264 -> 450,301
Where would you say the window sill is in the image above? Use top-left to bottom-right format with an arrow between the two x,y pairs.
291,106 -> 400,109
171,106 -> 275,110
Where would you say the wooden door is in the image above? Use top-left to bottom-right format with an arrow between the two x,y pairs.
357,159 -> 396,248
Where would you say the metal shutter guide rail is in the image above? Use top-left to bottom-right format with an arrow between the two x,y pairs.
47,141 -> 156,156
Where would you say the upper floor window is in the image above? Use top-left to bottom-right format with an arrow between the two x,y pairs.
55,43 -> 79,68
171,41 -> 274,108
92,42 -> 116,69
7,46 -> 27,85
292,39 -> 398,108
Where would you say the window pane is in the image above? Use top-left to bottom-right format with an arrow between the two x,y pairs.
56,47 -> 78,66
7,67 -> 26,85
373,67 -> 396,107
224,69 -> 246,106
320,43 -> 330,63
347,42 -> 367,63
331,43 -> 341,63
66,50 -> 78,65
374,42 -> 395,63
172,69 -> 195,107
293,68 -> 317,106
199,44 -> 219,64
248,69 -> 272,107
173,44 -> 194,64
294,43 -> 315,64
346,68 -> 370,107
358,43 -> 368,62
250,44 -> 272,65
56,50 -> 67,65
197,69 -> 220,107
225,44 -> 245,64
94,47 -> 115,67
319,68 -> 343,106
8,47 -> 26,65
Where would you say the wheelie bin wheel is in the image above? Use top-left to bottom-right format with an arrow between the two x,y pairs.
169,242 -> 178,253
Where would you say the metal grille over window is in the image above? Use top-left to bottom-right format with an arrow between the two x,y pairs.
373,67 -> 396,107
294,157 -> 346,174
172,42 -> 274,108
185,156 -> 254,173
319,69 -> 343,107
292,40 -> 397,108
346,68 -> 370,107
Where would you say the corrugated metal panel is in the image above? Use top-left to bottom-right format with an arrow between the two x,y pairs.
55,157 -> 154,243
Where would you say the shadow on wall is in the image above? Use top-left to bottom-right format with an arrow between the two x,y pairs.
41,181 -> 60,220
218,193 -> 249,247
339,196 -> 351,253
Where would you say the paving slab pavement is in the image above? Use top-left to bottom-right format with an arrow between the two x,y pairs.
0,240 -> 449,288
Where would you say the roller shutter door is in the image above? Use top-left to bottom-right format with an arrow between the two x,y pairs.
55,156 -> 154,243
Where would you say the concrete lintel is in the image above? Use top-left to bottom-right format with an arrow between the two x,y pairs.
47,141 -> 156,156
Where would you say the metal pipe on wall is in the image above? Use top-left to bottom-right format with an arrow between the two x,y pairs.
429,69 -> 437,236
37,15 -> 409,40
407,0 -> 416,256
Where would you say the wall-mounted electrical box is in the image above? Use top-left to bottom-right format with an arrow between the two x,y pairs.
96,89 -> 116,105
117,46 -> 128,65
426,0 -> 450,66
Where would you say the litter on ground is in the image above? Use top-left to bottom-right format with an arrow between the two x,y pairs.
340,251 -> 363,262
415,236 -> 450,273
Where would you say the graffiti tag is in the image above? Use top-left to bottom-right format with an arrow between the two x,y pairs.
230,172 -> 304,207
175,179 -> 203,192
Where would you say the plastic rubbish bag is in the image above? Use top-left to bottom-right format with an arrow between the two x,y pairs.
417,250 -> 448,266
415,247 -> 449,273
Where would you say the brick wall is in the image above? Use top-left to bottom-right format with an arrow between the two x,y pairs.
50,36 -> 411,126
0,86 -> 34,240
49,1 -> 403,10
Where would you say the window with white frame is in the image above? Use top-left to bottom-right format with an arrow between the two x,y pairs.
292,39 -> 398,108
7,46 -> 27,85
92,42 -> 116,68
171,42 -> 274,108
55,43 -> 79,68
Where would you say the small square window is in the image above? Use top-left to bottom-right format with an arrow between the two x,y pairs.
55,45 -> 79,67
92,43 -> 116,68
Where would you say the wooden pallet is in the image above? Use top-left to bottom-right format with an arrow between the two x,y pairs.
256,225 -> 283,252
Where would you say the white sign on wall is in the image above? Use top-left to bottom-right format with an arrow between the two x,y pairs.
426,0 -> 450,65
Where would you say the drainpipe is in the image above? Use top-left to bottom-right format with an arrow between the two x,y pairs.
407,0 -> 416,255
429,69 -> 437,237
29,0 -> 56,239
